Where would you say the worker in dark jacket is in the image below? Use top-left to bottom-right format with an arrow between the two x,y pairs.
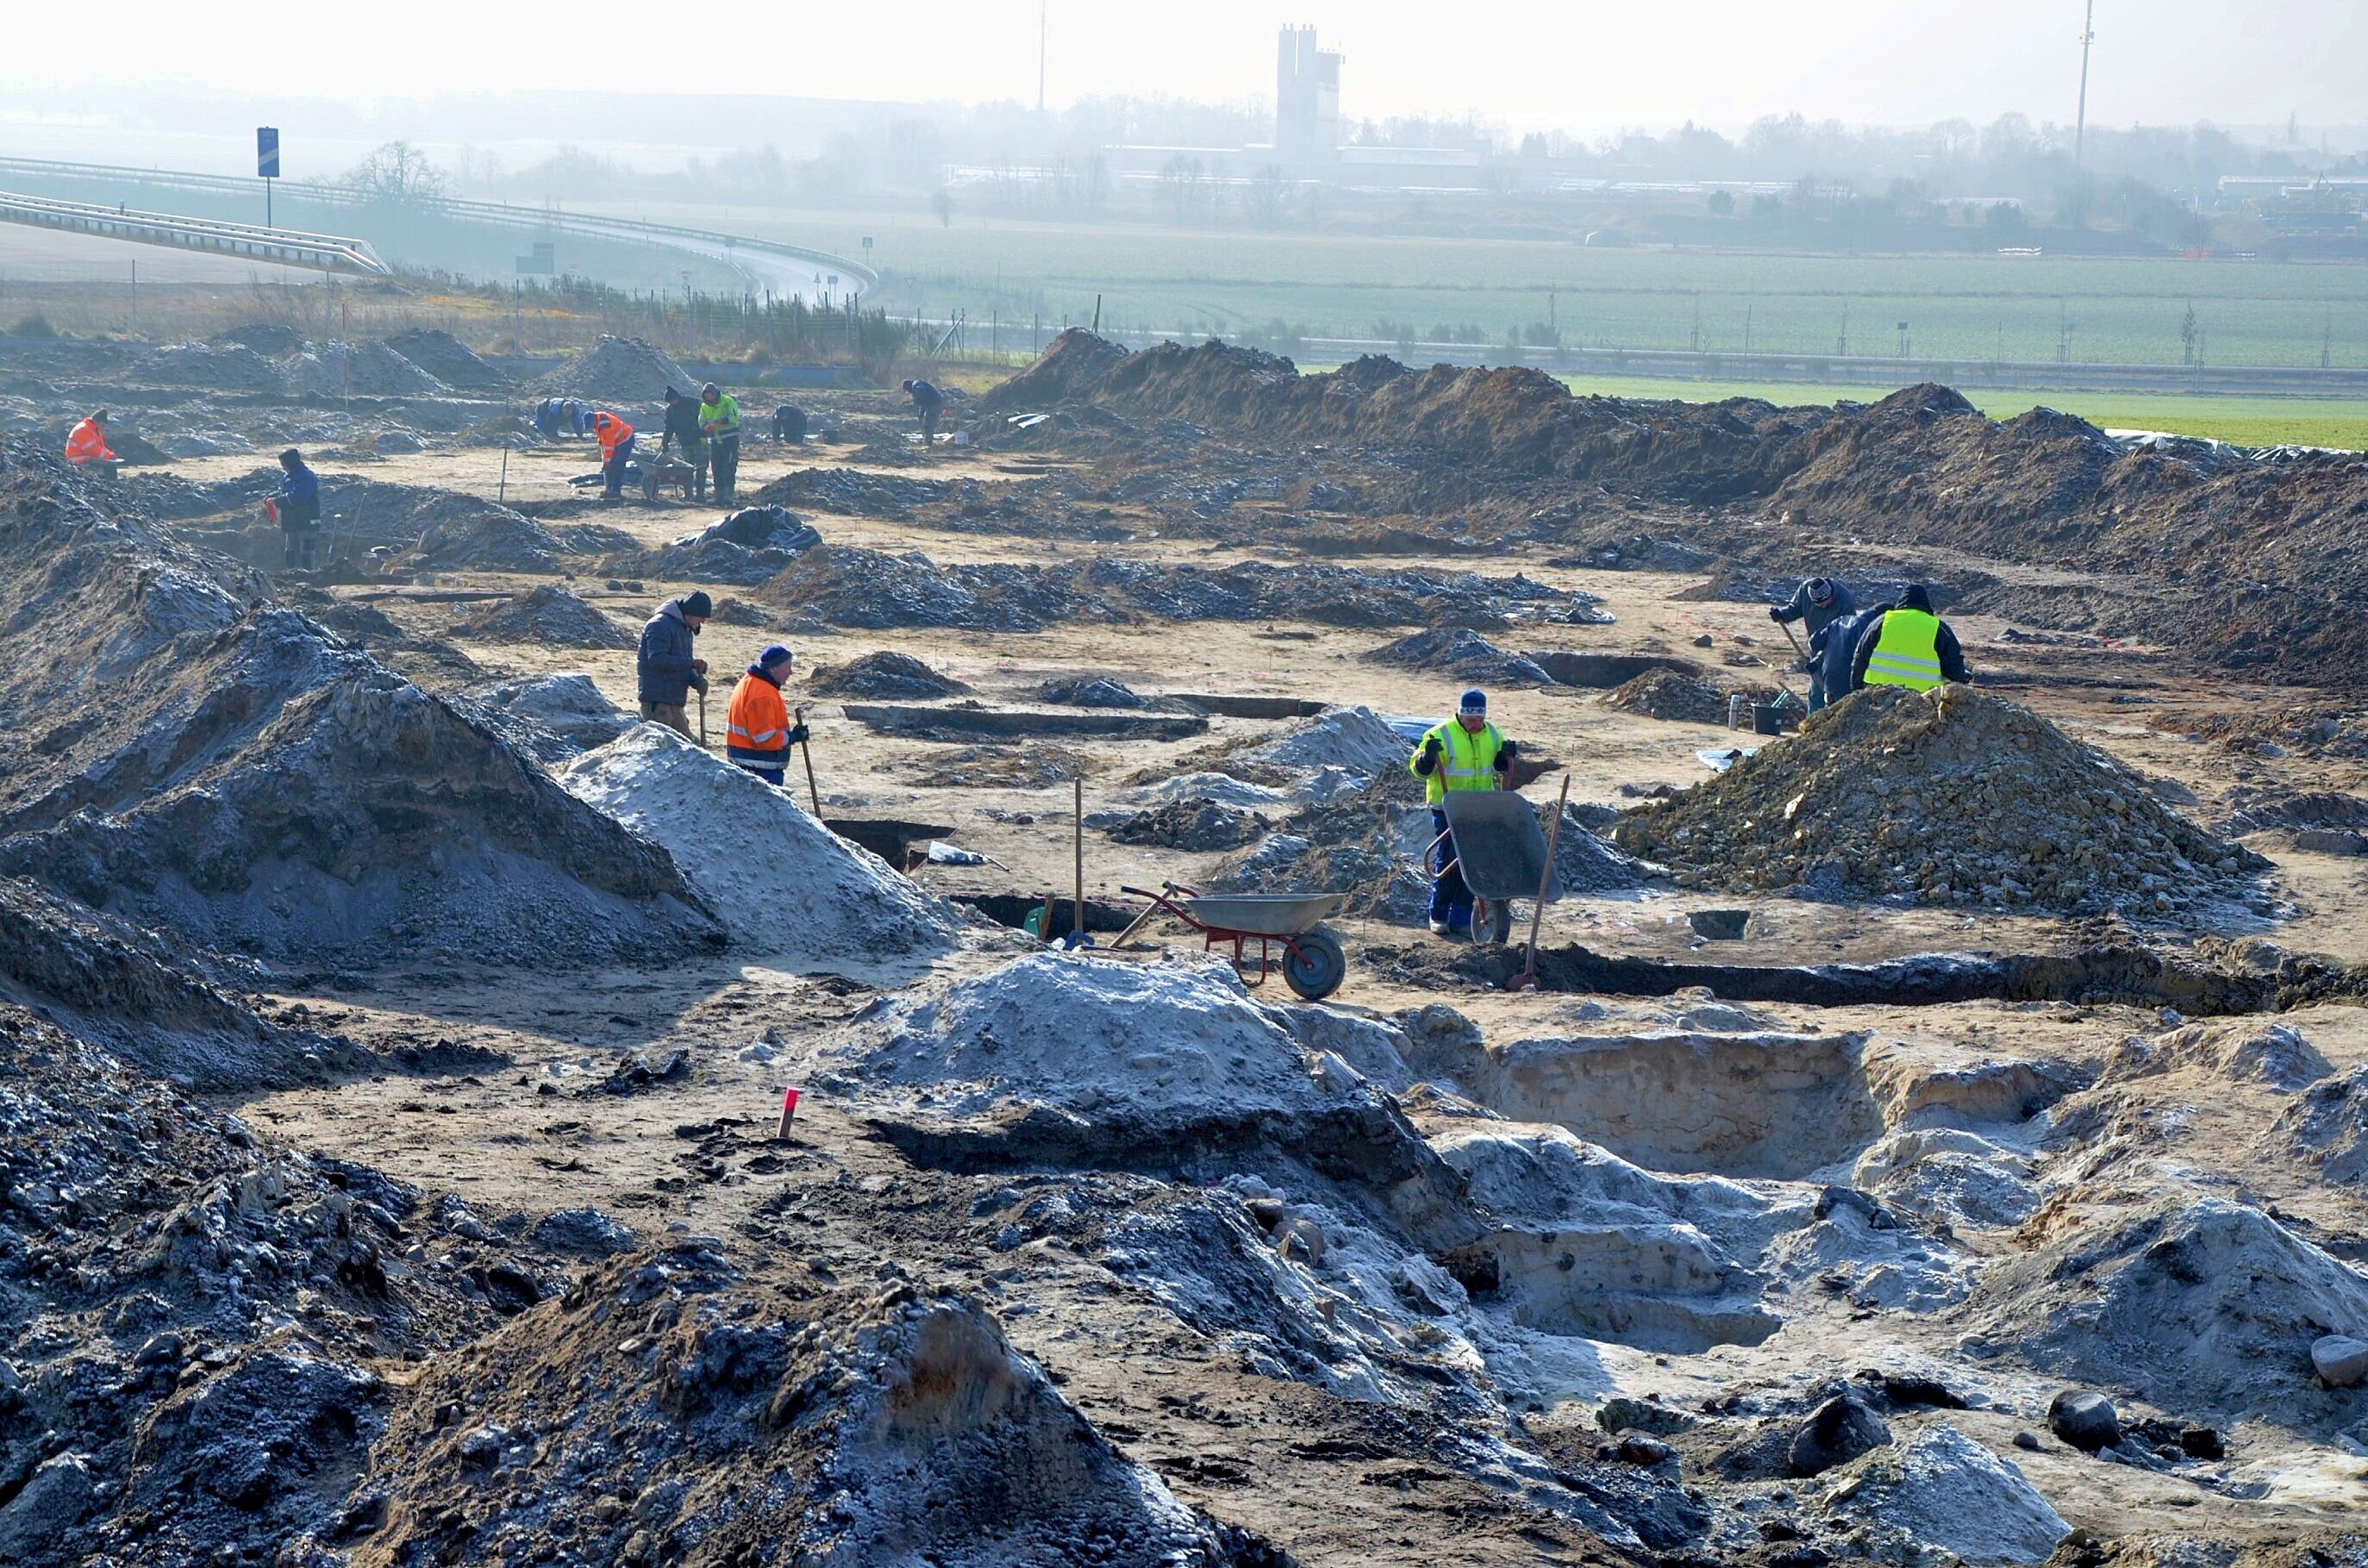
1811,603 -> 1886,711
1770,577 -> 1857,710
636,590 -> 711,736
269,448 -> 322,571
902,378 -> 945,440
658,387 -> 708,501
1850,584 -> 1970,695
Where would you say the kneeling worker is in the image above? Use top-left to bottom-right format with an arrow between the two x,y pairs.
1409,689 -> 1516,939
65,409 -> 119,477
1850,584 -> 1970,694
725,644 -> 809,787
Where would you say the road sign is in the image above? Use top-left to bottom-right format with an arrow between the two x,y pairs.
257,128 -> 280,179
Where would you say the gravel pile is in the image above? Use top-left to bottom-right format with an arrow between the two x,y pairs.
1361,627 -> 1552,684
1603,669 -> 1746,726
451,585 -> 631,649
134,342 -> 284,392
382,328 -> 509,390
283,340 -> 449,397
532,335 -> 694,403
1612,686 -> 2270,913
807,650 -> 970,700
1105,796 -> 1272,851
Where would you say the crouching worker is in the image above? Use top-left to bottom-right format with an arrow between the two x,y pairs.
1409,688 -> 1515,939
724,644 -> 809,787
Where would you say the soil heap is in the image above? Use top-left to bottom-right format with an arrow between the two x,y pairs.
0,447 -> 722,967
355,1250 -> 1284,1568
559,724 -> 962,970
1361,627 -> 1553,685
534,335 -> 695,404
1603,668 -> 1749,726
382,328 -> 509,390
1612,686 -> 2270,913
806,650 -> 970,700
452,584 -> 632,649
400,498 -> 573,572
283,339 -> 449,397
134,341 -> 284,392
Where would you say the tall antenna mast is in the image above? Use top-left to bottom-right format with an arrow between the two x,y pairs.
2073,0 -> 2096,166
1038,3 -> 1047,115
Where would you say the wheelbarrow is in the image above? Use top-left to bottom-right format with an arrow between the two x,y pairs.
1115,881 -> 1350,1002
1435,789 -> 1564,946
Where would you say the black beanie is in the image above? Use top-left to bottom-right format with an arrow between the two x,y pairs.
681,590 -> 714,618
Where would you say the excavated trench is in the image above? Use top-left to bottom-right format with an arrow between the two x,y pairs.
1440,940 -> 2368,1018
840,703 -> 1209,742
1526,653 -> 1703,689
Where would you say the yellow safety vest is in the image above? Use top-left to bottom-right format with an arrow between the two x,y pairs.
1408,721 -> 1503,806
1862,609 -> 1945,691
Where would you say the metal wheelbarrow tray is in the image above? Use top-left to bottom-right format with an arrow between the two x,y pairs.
1438,790 -> 1562,943
1116,883 -> 1352,1002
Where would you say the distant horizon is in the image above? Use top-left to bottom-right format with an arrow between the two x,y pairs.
6,1 -> 2365,150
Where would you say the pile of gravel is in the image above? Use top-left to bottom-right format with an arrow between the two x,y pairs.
533,335 -> 695,403
1361,627 -> 1551,685
1603,669 -> 1746,726
807,650 -> 970,700
451,586 -> 631,649
1612,686 -> 2270,913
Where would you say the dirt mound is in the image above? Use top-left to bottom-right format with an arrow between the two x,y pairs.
213,321 -> 304,356
1361,627 -> 1553,684
1039,674 -> 1152,708
400,501 -> 572,572
978,332 -> 1830,503
1970,1198 -> 2368,1423
975,327 -> 1133,416
2262,1061 -> 2368,1185
747,466 -> 950,516
807,649 -> 970,700
0,1003 -> 520,1565
1612,686 -> 2268,914
1107,796 -> 1273,850
451,584 -> 631,648
1248,704 -> 1413,780
533,334 -> 694,403
1603,669 -> 1749,726
462,672 -> 634,759
0,457 -> 721,966
283,339 -> 449,397
0,875 -> 361,1091
559,724 -> 960,971
382,328 -> 509,390
357,1246 -> 1283,1568
698,503 -> 822,553
134,341 -> 284,392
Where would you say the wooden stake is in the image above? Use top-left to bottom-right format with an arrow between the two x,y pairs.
1073,775 -> 1086,944
497,444 -> 509,506
1513,775 -> 1571,991
796,704 -> 822,815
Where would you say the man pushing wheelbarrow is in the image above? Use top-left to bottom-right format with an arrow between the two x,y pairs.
1409,688 -> 1519,940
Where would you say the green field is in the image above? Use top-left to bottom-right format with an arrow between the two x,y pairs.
1533,375 -> 2368,450
622,202 -> 2368,372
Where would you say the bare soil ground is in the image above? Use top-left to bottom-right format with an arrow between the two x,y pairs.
3,328 -> 2365,1567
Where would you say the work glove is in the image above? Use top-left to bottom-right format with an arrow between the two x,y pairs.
784,724 -> 810,747
1496,740 -> 1517,765
691,676 -> 709,697
691,658 -> 709,675
1767,605 -> 1785,622
1423,734 -> 1444,759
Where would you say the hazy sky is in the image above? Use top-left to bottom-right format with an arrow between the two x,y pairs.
7,0 -> 2363,134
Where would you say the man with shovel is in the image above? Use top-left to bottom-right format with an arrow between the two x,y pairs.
636,590 -> 711,738
1769,577 -> 1855,711
724,644 -> 810,788
1409,688 -> 1517,940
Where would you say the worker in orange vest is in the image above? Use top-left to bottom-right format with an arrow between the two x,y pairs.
591,409 -> 635,501
65,409 -> 119,476
724,645 -> 809,788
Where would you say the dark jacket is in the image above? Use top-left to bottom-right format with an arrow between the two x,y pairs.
659,394 -> 704,453
906,379 -> 944,410
637,599 -> 703,705
1773,578 -> 1855,641
1814,605 -> 1887,698
1849,606 -> 1970,692
272,462 -> 321,526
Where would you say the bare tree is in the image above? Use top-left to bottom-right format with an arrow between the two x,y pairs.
930,189 -> 955,228
342,141 -> 447,205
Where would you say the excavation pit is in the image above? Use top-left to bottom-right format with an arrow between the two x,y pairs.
840,703 -> 1210,743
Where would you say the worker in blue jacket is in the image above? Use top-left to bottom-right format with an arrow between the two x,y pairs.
270,448 -> 322,571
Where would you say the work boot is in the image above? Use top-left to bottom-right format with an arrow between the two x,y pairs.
1447,908 -> 1473,939
1428,917 -> 1451,938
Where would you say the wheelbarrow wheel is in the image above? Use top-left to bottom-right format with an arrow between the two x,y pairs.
1282,926 -> 1347,1002
1472,896 -> 1515,946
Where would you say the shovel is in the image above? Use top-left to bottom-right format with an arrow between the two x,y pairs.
1507,775 -> 1571,992
697,687 -> 709,748
794,704 -> 822,816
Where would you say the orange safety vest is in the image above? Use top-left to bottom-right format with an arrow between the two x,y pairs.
65,418 -> 116,465
593,412 -> 634,460
724,671 -> 790,768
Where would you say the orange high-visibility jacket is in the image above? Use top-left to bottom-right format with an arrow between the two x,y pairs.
724,669 -> 790,768
592,412 -> 634,460
65,418 -> 116,465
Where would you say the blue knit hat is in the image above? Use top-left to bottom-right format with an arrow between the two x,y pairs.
758,644 -> 793,671
1459,688 -> 1487,715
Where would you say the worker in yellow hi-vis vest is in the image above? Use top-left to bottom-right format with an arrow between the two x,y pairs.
1408,688 -> 1517,939
1849,584 -> 1971,694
